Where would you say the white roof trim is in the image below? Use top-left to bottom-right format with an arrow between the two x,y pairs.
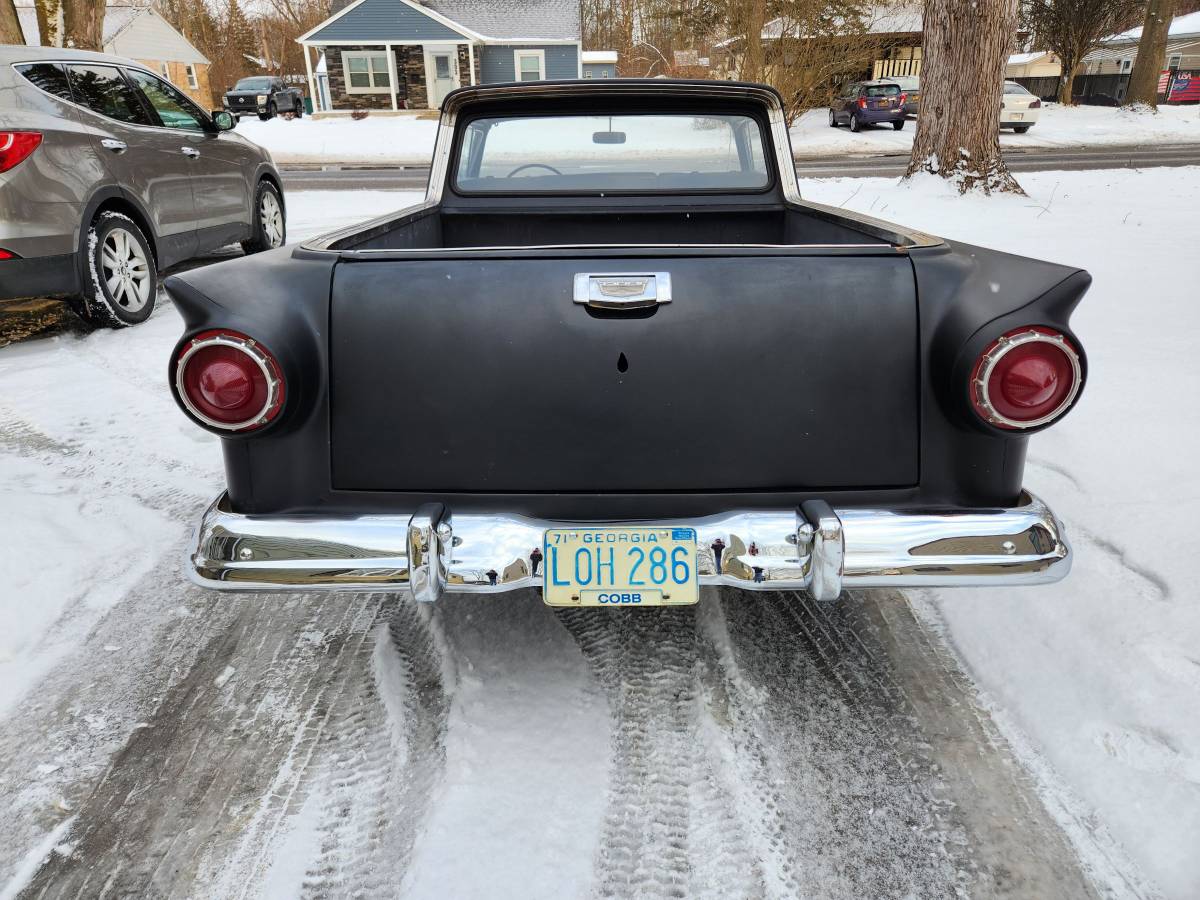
297,0 -> 485,44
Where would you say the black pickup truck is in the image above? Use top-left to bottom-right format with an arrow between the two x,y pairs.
166,80 -> 1088,607
223,76 -> 303,120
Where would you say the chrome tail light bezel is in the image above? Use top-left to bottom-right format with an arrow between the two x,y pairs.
174,329 -> 285,432
969,327 -> 1083,431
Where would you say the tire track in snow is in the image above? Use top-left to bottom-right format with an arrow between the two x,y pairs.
558,605 -> 767,900
297,598 -> 449,899
717,589 -> 1104,899
718,591 -> 971,898
17,593 -> 392,899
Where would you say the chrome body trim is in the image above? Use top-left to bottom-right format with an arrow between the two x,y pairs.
189,490 -> 1071,601
573,272 -> 672,308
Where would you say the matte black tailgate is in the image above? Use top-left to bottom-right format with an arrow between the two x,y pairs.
330,254 -> 918,492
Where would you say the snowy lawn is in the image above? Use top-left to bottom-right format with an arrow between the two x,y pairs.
801,167 -> 1200,899
236,114 -> 438,165
791,102 -> 1200,156
238,104 -> 1200,165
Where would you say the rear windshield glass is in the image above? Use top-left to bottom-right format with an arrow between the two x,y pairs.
864,85 -> 902,97
1003,83 -> 1033,95
235,78 -> 271,90
454,113 -> 771,194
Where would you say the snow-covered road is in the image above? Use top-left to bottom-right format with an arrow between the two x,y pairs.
2,169 -> 1196,898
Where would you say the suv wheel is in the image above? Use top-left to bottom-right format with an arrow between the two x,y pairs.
828,109 -> 838,128
849,113 -> 861,133
82,212 -> 157,328
259,102 -> 276,121
294,99 -> 303,118
892,120 -> 905,131
242,180 -> 286,254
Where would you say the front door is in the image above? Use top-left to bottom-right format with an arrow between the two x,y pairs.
64,62 -> 197,264
425,47 -> 460,108
124,68 -> 251,242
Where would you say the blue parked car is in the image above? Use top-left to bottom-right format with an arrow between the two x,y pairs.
828,80 -> 907,132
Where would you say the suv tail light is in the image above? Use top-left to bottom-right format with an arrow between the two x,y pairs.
175,330 -> 285,432
898,92 -> 907,105
857,97 -> 867,109
970,327 -> 1082,430
0,132 -> 43,173
1029,99 -> 1042,108
0,249 -> 18,260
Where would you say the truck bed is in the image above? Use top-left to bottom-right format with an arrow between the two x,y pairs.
320,200 -> 911,253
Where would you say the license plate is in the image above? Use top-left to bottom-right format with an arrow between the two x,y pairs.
542,526 -> 699,607
1012,112 -> 1024,119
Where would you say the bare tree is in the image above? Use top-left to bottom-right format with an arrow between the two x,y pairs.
904,0 -> 1023,194
1124,0 -> 1177,108
1026,0 -> 1144,104
1,0 -> 24,44
61,0 -> 104,49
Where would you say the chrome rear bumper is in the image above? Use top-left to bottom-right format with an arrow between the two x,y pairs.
189,491 -> 1071,602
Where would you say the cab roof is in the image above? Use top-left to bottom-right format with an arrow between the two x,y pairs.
440,79 -> 786,118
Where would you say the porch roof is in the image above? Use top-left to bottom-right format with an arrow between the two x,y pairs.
299,0 -> 580,45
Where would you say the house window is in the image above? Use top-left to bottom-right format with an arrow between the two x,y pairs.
1119,58 -> 1132,74
185,64 -> 198,89
343,50 -> 392,93
583,70 -> 593,78
514,49 -> 546,82
1168,54 -> 1182,68
601,70 -> 610,78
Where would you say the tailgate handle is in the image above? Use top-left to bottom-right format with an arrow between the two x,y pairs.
574,272 -> 672,309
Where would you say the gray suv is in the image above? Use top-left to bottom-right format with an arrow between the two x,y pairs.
0,46 -> 286,327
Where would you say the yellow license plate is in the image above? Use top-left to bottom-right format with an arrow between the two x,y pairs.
542,526 -> 699,607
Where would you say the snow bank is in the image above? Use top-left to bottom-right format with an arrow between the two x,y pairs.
803,167 -> 1200,899
790,103 -> 1200,156
235,114 -> 439,165
236,104 -> 1200,165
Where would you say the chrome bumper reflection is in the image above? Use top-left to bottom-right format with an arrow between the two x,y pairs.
189,491 -> 1071,601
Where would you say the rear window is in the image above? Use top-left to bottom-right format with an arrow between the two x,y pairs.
1004,83 -> 1033,95
15,63 -> 73,101
864,85 -> 902,97
454,113 -> 771,194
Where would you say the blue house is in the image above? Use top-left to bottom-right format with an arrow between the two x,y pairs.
298,0 -> 581,114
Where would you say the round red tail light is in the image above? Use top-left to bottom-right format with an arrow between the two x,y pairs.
175,330 -> 284,431
970,327 -> 1082,430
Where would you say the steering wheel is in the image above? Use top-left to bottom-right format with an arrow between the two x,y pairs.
506,163 -> 562,178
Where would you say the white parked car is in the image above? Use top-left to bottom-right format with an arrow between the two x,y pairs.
1001,81 -> 1042,133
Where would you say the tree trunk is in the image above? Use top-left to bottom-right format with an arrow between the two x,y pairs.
1124,0 -> 1177,109
742,0 -> 767,83
1057,59 -> 1076,105
35,0 -> 60,45
904,0 -> 1024,194
1,0 -> 24,44
61,0 -> 103,50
